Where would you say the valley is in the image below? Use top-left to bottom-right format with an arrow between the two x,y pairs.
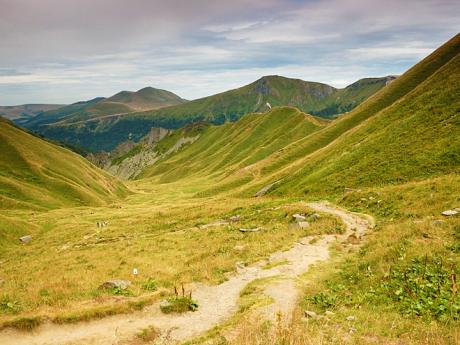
0,29 -> 459,345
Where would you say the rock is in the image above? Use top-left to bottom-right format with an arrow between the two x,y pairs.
346,315 -> 356,321
432,220 -> 445,226
99,279 -> 132,290
293,214 -> 306,221
349,327 -> 357,334
239,227 -> 261,233
346,234 -> 360,245
325,310 -> 335,316
160,300 -> 172,310
442,209 -> 458,216
229,215 -> 241,222
297,221 -> 310,229
304,310 -> 318,319
310,213 -> 321,220
233,245 -> 245,251
254,180 -> 281,197
19,235 -> 32,244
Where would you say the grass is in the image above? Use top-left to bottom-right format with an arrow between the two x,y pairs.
0,178 -> 343,328
0,118 -> 128,210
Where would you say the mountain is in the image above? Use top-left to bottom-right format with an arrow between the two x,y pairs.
19,87 -> 186,132
29,76 -> 392,152
0,104 -> 65,122
0,118 -> 128,210
19,97 -> 106,129
138,33 -> 459,198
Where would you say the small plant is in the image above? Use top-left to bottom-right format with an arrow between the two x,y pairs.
142,278 -> 158,292
0,295 -> 22,314
310,292 -> 338,310
160,284 -> 198,314
380,255 -> 460,320
137,326 -> 159,342
108,286 -> 132,296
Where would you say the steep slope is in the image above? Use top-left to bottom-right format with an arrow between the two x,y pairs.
144,33 -> 459,197
35,76 -> 389,152
0,104 -> 65,122
0,118 -> 128,210
244,33 -> 460,196
139,107 -> 327,182
273,47 -> 460,195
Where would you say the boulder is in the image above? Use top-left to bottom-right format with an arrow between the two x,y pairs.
19,235 -> 32,244
297,221 -> 310,229
432,220 -> 445,226
442,209 -> 459,216
99,279 -> 132,290
310,213 -> 321,220
304,310 -> 318,319
346,234 -> 360,245
293,214 -> 306,221
346,315 -> 356,321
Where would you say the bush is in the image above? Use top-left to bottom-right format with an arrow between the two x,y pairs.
380,255 -> 460,320
0,295 -> 22,314
142,278 -> 158,292
160,296 -> 198,314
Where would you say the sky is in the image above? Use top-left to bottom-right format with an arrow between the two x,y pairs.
0,0 -> 459,105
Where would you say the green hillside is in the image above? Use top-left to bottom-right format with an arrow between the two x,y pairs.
32,76 -> 390,151
141,33 -> 459,198
20,87 -> 186,139
140,107 -> 327,182
0,118 -> 128,210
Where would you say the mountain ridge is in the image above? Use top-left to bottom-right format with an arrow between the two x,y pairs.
27,75 -> 393,151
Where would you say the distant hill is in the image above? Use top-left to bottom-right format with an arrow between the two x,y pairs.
29,76 -> 392,151
0,118 -> 128,210
20,87 -> 186,129
0,104 -> 65,122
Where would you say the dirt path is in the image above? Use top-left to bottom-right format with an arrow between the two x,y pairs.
0,202 -> 372,345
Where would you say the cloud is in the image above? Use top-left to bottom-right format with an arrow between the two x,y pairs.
0,0 -> 459,105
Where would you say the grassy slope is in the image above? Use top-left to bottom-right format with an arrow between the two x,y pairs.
140,107 -> 327,182
139,34 -> 458,192
0,118 -> 128,211
275,54 -> 460,195
187,32 -> 458,198
32,76 -> 387,152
